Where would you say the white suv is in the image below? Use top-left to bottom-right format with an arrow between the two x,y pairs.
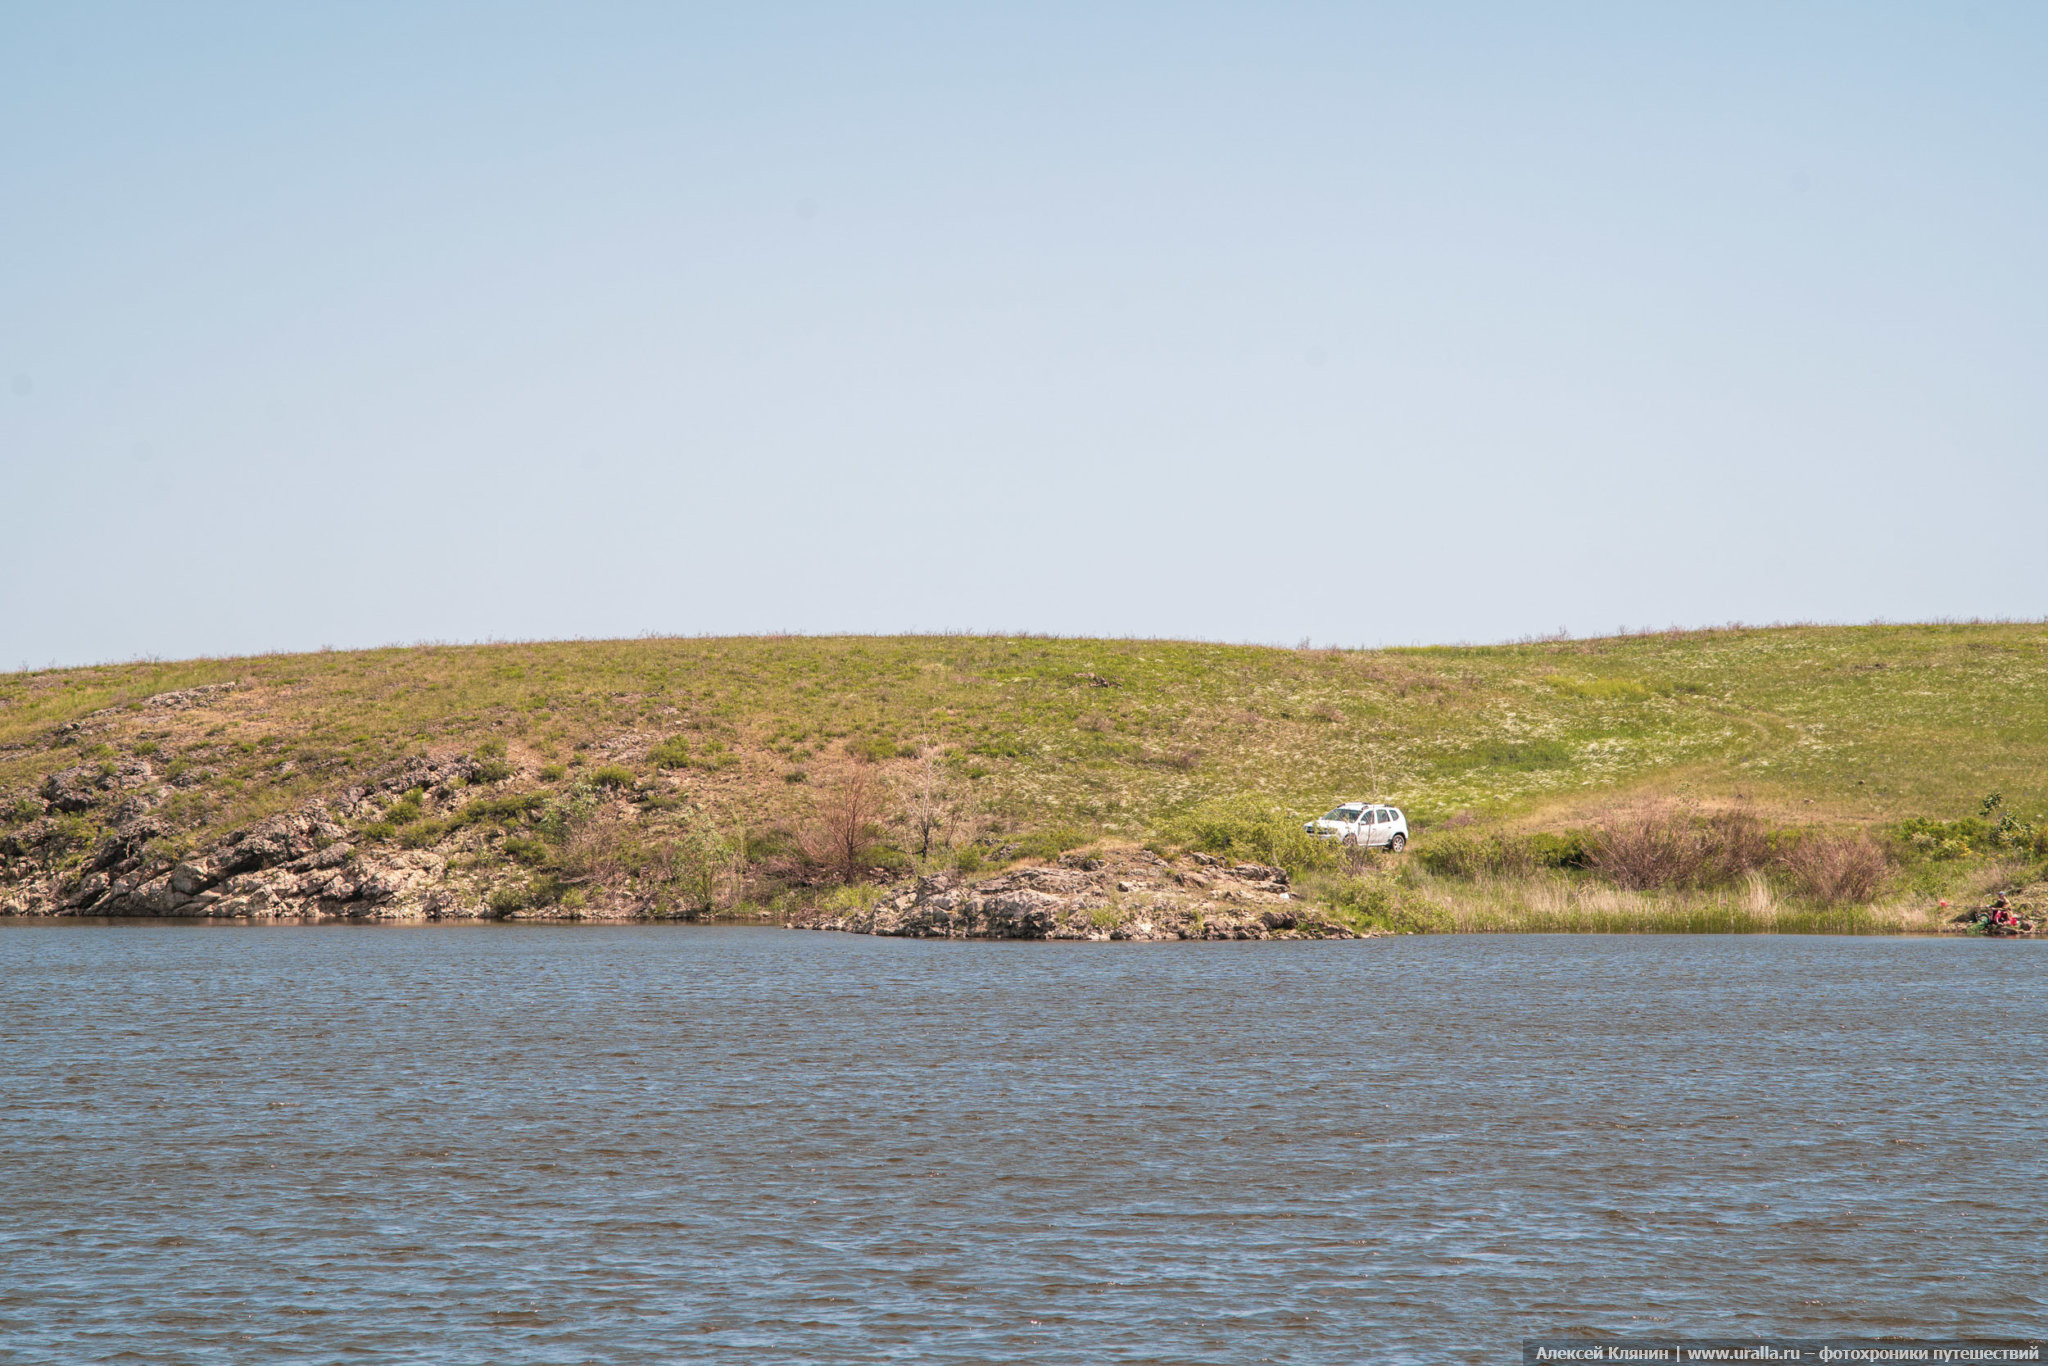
1305,801 -> 1409,852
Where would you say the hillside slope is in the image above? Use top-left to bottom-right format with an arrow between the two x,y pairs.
3,623 -> 2044,923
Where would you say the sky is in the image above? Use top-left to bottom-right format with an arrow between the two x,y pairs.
2,2 -> 2044,667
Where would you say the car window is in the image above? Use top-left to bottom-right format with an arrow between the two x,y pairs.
1375,808 -> 1391,821
1324,806 -> 1361,822
1363,810 -> 1379,824
1389,809 -> 1402,823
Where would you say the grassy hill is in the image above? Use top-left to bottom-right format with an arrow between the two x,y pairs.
4,623 -> 2045,930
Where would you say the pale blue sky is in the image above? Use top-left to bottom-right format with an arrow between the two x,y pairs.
3,3 -> 2044,667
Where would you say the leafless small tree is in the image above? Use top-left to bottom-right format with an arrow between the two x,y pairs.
906,741 -> 948,869
801,765 -> 887,883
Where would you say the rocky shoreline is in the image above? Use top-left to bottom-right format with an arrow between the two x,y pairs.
2,743 -> 1361,934
795,850 -> 1364,940
3,760 -> 1365,937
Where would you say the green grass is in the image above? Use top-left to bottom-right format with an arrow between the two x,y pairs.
3,623 -> 2045,927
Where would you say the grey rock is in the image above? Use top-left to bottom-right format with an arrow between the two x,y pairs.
800,850 -> 1359,942
980,890 -> 1062,938
215,810 -> 349,876
169,862 -> 214,896
40,768 -> 101,813
144,682 -> 241,710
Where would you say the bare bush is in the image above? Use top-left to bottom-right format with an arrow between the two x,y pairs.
1701,809 -> 1772,882
1585,803 -> 1777,891
1781,832 -> 1888,906
1586,803 -> 1714,890
560,813 -> 644,885
799,765 -> 887,882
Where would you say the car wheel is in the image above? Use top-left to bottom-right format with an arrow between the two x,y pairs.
1388,832 -> 1407,853
1342,834 -> 1358,848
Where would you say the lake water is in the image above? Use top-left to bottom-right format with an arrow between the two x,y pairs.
1,925 -> 2041,1364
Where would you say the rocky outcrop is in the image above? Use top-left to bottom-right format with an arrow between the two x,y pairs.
142,682 -> 243,711
0,737 -> 573,921
38,760 -> 154,813
1,783 -> 490,921
797,850 -> 1365,940
325,754 -> 486,821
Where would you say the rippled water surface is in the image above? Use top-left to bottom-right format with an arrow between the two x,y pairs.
1,925 -> 2041,1363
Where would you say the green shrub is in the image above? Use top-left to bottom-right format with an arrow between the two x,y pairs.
1301,870 -> 1449,934
1895,815 -> 1991,859
588,764 -> 636,790
398,818 -> 450,849
953,844 -> 986,874
819,882 -> 883,913
486,882 -> 531,915
1419,829 -> 1591,878
489,871 -> 564,914
1524,830 -> 1593,869
540,763 -> 568,782
648,737 -> 693,769
383,788 -> 427,827
1419,831 -> 1522,878
47,815 -> 98,855
134,741 -> 160,757
502,834 -> 549,866
744,828 -> 796,862
454,792 -> 546,828
1156,798 -> 1339,877
1893,798 -> 2037,862
867,843 -> 912,873
649,812 -> 740,913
